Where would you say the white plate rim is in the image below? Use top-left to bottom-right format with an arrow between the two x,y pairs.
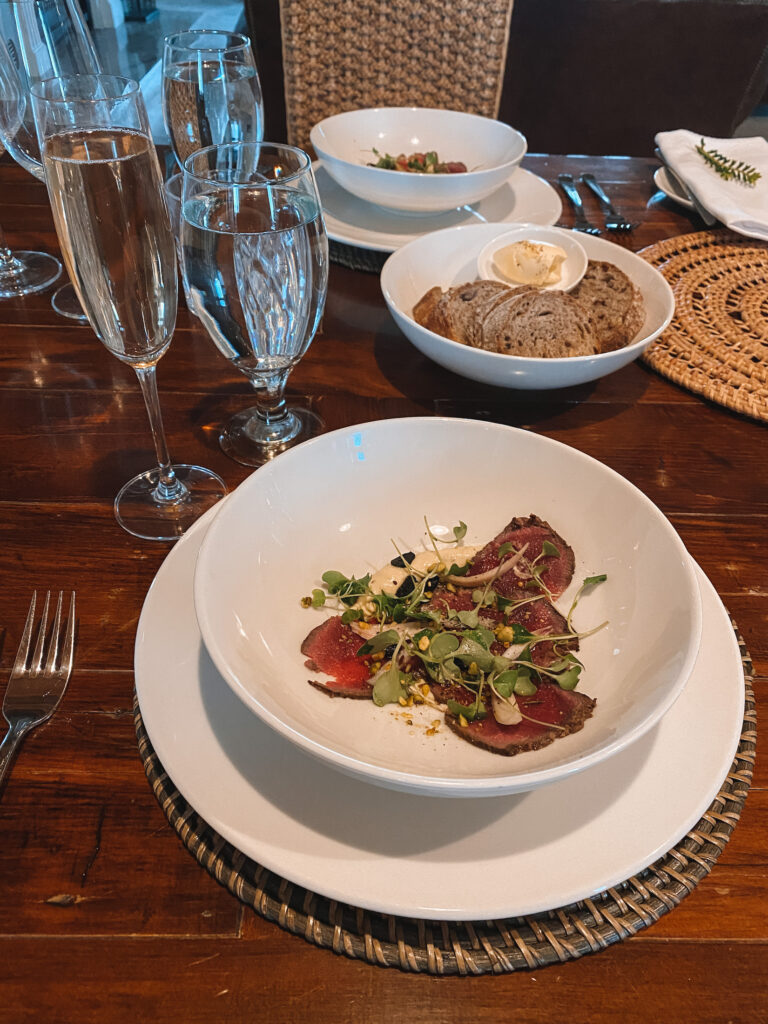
134,505 -> 744,920
315,162 -> 562,252
654,166 -> 694,210
193,417 -> 702,797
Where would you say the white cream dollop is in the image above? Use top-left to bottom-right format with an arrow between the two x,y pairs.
492,240 -> 567,287
355,544 -> 481,612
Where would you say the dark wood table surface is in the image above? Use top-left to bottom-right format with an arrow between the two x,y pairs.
1,151 -> 765,1023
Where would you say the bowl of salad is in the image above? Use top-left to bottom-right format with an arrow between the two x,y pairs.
309,107 -> 527,213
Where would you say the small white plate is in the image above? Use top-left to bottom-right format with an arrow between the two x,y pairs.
194,417 -> 701,799
654,166 -> 694,210
314,162 -> 561,252
135,505 -> 743,920
476,224 -> 587,291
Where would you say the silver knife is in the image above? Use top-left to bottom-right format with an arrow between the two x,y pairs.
654,148 -> 716,226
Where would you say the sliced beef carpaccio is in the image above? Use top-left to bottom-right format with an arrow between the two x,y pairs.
467,514 -> 575,600
433,680 -> 596,756
301,616 -> 373,698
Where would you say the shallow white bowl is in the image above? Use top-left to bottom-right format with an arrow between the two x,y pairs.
381,223 -> 675,389
309,107 -> 526,213
194,417 -> 702,799
476,224 -> 587,292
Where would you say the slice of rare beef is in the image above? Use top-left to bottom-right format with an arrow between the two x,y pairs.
467,514 -> 575,599
301,616 -> 373,698
433,680 -> 595,756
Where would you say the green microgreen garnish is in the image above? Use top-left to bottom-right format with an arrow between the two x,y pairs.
303,519 -> 609,735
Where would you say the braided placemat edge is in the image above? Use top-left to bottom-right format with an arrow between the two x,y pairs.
135,622 -> 755,975
639,228 -> 768,423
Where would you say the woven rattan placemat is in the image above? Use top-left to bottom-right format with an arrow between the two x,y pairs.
329,238 -> 388,273
640,229 -> 768,422
135,623 -> 754,974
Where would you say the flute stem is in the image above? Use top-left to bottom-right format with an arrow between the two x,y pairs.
133,364 -> 188,503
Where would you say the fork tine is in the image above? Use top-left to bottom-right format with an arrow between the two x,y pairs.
12,592 -> 38,675
43,592 -> 64,675
30,590 -> 51,674
59,592 -> 76,679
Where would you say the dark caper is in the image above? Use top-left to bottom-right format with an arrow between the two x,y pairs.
390,552 -> 415,568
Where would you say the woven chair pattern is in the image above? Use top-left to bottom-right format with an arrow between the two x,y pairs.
279,0 -> 515,152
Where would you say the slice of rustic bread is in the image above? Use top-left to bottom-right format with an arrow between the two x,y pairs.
479,289 -> 600,357
570,260 -> 645,352
435,280 -> 511,345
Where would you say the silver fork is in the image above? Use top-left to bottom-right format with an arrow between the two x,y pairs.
579,173 -> 636,231
557,174 -> 601,234
0,591 -> 76,790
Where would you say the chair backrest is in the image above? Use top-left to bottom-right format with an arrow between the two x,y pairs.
246,0 -> 768,156
247,0 -> 515,152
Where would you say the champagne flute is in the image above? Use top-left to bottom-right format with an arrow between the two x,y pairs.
181,142 -> 328,465
162,30 -> 264,170
0,0 -> 99,320
32,74 -> 227,540
0,38 -> 61,296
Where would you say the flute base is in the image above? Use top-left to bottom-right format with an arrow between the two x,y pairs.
51,282 -> 89,322
0,251 -> 61,298
219,406 -> 324,467
114,464 -> 228,541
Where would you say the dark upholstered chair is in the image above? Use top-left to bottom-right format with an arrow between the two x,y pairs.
245,0 -> 768,156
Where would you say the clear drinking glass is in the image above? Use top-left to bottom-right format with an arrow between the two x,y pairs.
0,39 -> 61,296
0,0 -> 100,320
162,30 -> 264,170
32,74 -> 227,540
181,142 -> 328,465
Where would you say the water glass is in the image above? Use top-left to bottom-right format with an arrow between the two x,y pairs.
162,30 -> 264,170
181,142 -> 328,465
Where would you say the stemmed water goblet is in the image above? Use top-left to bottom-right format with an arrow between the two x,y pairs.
32,73 -> 227,540
162,29 -> 264,171
0,0 -> 100,320
181,142 -> 328,465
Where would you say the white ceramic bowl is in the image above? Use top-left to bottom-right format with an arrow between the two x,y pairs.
381,223 -> 675,389
194,417 -> 702,799
476,224 -> 587,291
309,107 -> 526,213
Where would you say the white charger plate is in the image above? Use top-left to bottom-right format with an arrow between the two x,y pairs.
135,503 -> 743,921
314,161 -> 561,252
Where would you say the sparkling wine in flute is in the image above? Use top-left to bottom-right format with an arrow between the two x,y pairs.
43,128 -> 177,365
163,60 -> 263,165
33,74 -> 226,541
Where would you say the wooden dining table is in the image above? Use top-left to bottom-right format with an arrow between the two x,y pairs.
0,149 -> 765,1022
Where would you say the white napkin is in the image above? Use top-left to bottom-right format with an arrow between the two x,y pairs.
655,129 -> 768,241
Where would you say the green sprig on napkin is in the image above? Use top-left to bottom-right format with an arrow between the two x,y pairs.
696,139 -> 761,186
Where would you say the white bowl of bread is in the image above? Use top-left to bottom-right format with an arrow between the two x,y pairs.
309,108 -> 526,213
380,223 -> 675,389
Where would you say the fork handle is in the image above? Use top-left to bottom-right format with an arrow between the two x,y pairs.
557,174 -> 587,218
579,173 -> 619,215
0,718 -> 32,793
